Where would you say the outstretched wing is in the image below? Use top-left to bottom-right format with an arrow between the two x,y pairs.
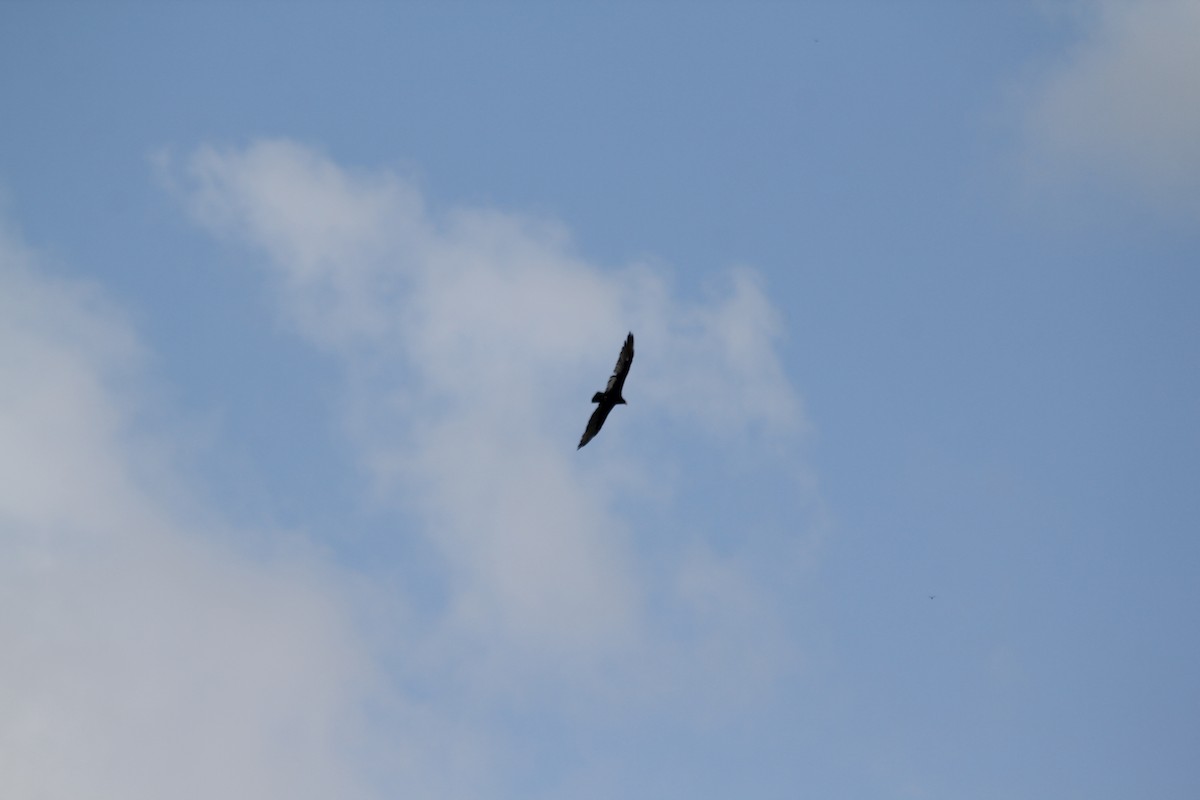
603,332 -> 635,395
578,402 -> 613,449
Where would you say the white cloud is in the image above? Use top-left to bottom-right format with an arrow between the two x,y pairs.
1022,0 -> 1200,211
0,140 -> 814,796
0,221 -> 490,799
166,140 -> 809,698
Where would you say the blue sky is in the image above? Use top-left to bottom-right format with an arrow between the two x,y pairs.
2,2 -> 1198,798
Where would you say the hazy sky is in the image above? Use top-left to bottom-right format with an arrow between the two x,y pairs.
2,2 -> 1198,798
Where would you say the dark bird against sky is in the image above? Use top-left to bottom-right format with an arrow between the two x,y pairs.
578,332 -> 634,449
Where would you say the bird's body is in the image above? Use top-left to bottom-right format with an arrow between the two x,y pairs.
578,332 -> 634,449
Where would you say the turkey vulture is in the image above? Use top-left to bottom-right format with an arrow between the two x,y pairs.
578,332 -> 634,449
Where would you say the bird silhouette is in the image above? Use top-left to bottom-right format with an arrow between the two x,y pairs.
578,332 -> 634,449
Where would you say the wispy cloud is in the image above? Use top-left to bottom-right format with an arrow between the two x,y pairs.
1020,0 -> 1200,213
165,140 -> 810,696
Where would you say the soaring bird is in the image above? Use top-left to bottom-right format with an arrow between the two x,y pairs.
578,332 -> 634,449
